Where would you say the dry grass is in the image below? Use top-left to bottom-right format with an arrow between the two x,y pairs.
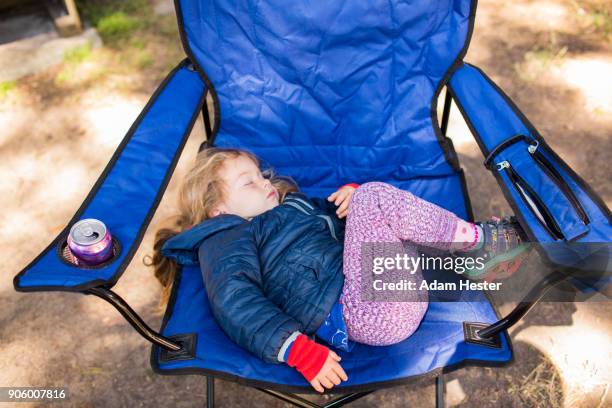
508,356 -> 564,407
43,0 -> 185,92
568,0 -> 612,41
513,33 -> 569,83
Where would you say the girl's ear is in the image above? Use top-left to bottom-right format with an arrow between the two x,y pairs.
209,205 -> 226,218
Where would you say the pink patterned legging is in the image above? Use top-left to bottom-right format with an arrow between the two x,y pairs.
342,182 -> 460,345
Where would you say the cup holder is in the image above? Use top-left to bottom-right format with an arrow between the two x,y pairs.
57,235 -> 122,269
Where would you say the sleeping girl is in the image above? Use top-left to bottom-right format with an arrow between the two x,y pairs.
147,147 -> 528,392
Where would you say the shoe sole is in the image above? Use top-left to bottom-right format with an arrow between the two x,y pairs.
464,244 -> 531,279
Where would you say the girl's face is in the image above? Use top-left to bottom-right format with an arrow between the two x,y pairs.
212,155 -> 279,219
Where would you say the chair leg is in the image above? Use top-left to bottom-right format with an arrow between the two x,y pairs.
255,388 -> 319,408
323,392 -> 373,408
435,374 -> 445,408
440,87 -> 453,136
476,270 -> 568,338
206,376 -> 215,408
255,388 -> 373,408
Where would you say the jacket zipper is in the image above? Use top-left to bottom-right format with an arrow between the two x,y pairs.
316,215 -> 338,241
498,161 -> 565,240
291,197 -> 339,241
283,199 -> 338,241
529,148 -> 589,225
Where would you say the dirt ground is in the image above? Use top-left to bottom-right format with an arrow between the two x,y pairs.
1,0 -> 611,407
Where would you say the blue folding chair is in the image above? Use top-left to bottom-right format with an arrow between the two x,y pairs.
14,1 -> 611,406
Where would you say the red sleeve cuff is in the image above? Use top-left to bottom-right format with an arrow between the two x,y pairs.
286,335 -> 329,382
341,183 -> 359,190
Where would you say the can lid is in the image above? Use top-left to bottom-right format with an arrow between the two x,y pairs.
69,219 -> 107,246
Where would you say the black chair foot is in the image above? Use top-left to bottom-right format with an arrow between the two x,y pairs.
206,376 -> 214,408
436,374 -> 445,408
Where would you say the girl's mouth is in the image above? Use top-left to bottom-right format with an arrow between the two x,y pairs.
267,190 -> 276,199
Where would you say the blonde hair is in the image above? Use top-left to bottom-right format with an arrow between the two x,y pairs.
143,147 -> 298,311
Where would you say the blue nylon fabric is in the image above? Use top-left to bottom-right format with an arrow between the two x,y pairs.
448,64 -> 611,268
303,173 -> 469,217
178,0 -> 473,191
507,150 -> 588,241
15,65 -> 206,289
150,0 -> 514,383
155,264 -> 511,387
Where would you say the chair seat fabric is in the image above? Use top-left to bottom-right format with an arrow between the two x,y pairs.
152,263 -> 511,392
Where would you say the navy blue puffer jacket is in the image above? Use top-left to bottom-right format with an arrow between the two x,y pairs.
161,192 -> 345,364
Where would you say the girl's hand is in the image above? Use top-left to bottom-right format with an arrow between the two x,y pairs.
327,185 -> 357,219
309,351 -> 348,393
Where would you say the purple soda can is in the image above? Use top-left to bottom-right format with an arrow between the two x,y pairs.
67,219 -> 113,265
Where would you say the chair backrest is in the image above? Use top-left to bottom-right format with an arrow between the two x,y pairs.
176,0 -> 476,198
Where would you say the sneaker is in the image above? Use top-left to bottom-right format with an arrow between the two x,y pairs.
461,216 -> 531,280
